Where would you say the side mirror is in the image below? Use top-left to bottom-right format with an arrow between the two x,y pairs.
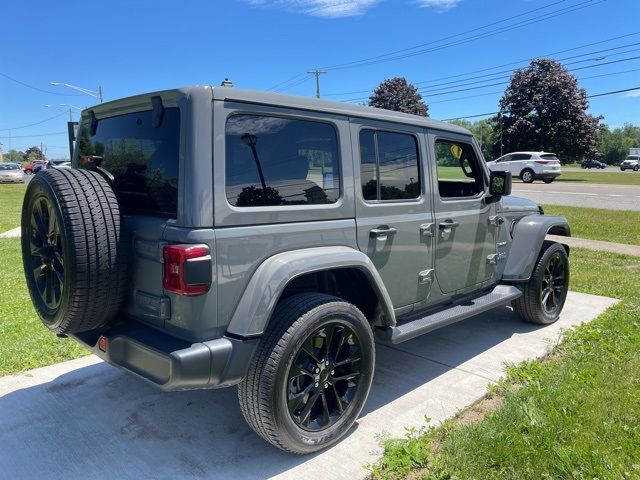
489,170 -> 512,197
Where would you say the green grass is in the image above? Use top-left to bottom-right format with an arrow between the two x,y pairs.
0,238 -> 86,376
0,183 -> 26,232
371,248 -> 640,480
543,205 -> 640,245
553,170 -> 640,186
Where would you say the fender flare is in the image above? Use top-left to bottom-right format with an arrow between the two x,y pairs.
502,215 -> 571,282
225,246 -> 396,337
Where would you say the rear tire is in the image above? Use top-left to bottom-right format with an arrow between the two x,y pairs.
238,293 -> 375,454
520,169 -> 535,183
513,241 -> 569,325
21,168 -> 129,335
634,166 -> 639,172
542,178 -> 554,184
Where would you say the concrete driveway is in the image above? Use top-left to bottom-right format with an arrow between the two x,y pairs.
0,291 -> 616,480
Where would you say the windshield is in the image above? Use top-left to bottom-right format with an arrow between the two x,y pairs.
0,164 -> 20,171
76,108 -> 180,217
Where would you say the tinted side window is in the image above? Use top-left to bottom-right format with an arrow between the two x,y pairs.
225,114 -> 340,207
435,140 -> 484,198
512,153 -> 532,161
359,129 -> 420,201
77,108 -> 180,217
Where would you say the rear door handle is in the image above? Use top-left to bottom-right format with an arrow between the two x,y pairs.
439,219 -> 460,229
370,226 -> 398,239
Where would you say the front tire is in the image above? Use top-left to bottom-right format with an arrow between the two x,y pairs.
238,293 -> 375,454
520,169 -> 535,183
634,166 -> 639,172
513,241 -> 569,325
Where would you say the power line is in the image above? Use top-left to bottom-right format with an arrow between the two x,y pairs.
272,74 -> 313,93
0,112 -> 67,132
0,131 -> 66,139
0,72 -> 83,96
341,54 -> 640,103
319,0 -> 604,71
319,0 -> 575,70
270,0 -> 604,93
323,35 -> 640,98
266,72 -> 310,92
427,67 -> 640,105
440,86 -> 640,121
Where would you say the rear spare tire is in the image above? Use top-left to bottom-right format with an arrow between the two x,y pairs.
21,168 -> 128,335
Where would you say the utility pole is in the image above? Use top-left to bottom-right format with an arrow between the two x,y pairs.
307,70 -> 327,99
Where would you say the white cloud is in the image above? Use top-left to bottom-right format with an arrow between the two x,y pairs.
245,0 -> 380,18
415,0 -> 461,12
623,90 -> 640,98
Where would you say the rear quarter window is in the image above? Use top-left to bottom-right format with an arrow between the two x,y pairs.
225,113 -> 340,207
76,108 -> 180,217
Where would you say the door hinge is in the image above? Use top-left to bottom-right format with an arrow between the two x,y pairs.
488,215 -> 504,227
486,253 -> 498,265
418,269 -> 434,285
419,223 -> 435,237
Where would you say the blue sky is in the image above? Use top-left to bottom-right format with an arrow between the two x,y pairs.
1,0 -> 639,158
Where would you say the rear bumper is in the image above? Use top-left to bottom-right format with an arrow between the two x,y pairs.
71,321 -> 259,391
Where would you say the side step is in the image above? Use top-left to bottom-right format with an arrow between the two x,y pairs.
376,285 -> 522,344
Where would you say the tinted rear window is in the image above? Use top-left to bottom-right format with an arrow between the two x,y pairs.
77,108 -> 180,217
540,154 -> 559,161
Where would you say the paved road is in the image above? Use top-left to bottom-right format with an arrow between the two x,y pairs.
0,292 -> 616,480
511,182 -> 640,210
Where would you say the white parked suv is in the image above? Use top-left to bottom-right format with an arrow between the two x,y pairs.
620,155 -> 640,171
487,151 -> 562,183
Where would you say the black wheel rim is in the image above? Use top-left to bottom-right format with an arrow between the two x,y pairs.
286,322 -> 362,432
28,196 -> 64,310
541,252 -> 566,314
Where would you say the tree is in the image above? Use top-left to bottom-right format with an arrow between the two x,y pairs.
2,149 -> 25,163
493,59 -> 601,163
449,118 -> 499,161
369,77 -> 429,116
24,146 -> 45,161
598,123 -> 640,164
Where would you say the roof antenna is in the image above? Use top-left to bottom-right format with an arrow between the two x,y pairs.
220,78 -> 233,87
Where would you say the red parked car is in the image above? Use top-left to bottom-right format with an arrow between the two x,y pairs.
22,160 -> 46,175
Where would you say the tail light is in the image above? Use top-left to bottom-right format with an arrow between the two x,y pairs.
535,160 -> 550,164
162,244 -> 212,296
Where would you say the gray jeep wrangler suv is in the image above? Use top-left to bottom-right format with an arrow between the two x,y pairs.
21,86 -> 570,454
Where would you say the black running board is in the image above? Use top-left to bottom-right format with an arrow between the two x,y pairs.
376,285 -> 522,344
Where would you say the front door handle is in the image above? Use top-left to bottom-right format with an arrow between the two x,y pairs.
370,226 -> 398,239
439,219 -> 460,229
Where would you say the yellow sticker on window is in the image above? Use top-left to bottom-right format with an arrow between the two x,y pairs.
450,144 -> 462,159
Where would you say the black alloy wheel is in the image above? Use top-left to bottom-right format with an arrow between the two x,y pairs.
286,322 -> 362,431
238,293 -> 375,454
27,195 -> 64,311
513,241 -> 570,325
540,250 -> 567,316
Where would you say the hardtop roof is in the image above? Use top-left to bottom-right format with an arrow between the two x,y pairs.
84,85 -> 472,135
